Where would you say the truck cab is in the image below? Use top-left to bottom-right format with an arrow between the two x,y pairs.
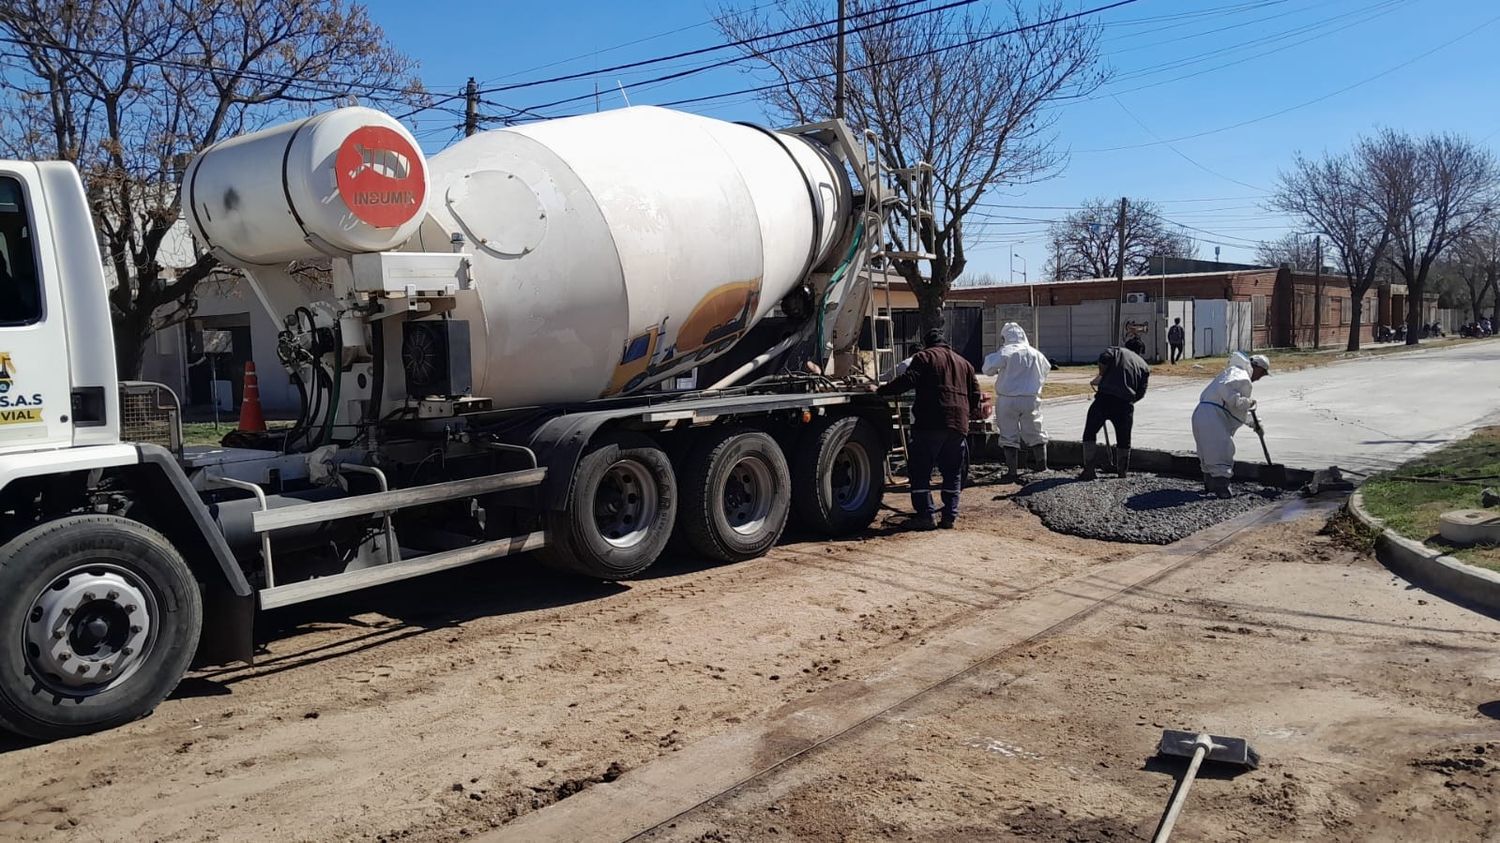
0,164 -> 122,457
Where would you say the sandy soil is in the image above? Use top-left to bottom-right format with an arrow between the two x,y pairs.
0,490 -> 1130,842
2,491 -> 1495,842
644,512 -> 1500,843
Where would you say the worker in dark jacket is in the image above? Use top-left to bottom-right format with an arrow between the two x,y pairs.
1080,345 -> 1151,480
876,329 -> 984,529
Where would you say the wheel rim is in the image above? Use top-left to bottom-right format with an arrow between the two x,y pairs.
828,440 -> 872,513
593,459 -> 659,549
23,563 -> 158,698
722,455 -> 774,536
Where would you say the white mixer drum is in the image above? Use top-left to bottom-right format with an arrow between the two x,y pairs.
411,106 -> 853,407
183,107 -> 428,265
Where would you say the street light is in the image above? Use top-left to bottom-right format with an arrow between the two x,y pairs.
1013,252 -> 1027,283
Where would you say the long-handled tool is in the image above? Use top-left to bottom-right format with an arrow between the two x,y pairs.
1248,409 -> 1287,487
1151,729 -> 1260,843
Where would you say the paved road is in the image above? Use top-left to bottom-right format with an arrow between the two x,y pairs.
1044,341 -> 1500,475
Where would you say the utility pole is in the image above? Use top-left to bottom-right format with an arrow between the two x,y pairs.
1114,196 -> 1128,344
463,77 -> 479,137
834,0 -> 847,119
1313,235 -> 1323,350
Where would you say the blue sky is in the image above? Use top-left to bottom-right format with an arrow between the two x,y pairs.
367,0 -> 1500,281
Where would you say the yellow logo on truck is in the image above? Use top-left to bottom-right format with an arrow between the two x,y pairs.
0,352 -> 44,426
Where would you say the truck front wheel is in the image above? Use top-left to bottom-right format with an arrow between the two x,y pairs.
0,515 -> 203,740
540,434 -> 677,580
678,428 -> 791,563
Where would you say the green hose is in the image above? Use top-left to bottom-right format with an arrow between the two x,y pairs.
316,337 -> 343,448
813,221 -> 866,359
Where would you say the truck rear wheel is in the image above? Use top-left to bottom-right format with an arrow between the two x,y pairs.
678,428 -> 791,563
0,515 -> 202,740
540,433 -> 677,580
792,415 -> 885,537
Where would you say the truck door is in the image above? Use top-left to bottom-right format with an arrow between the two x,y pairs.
0,169 -> 73,453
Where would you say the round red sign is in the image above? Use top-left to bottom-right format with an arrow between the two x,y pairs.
334,125 -> 427,229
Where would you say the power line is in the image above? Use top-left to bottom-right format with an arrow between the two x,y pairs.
0,34 -> 429,102
478,1 -> 782,86
546,0 -> 1144,117
480,0 -> 960,97
1108,94 -> 1265,192
1080,9 -> 1500,153
506,0 -> 988,115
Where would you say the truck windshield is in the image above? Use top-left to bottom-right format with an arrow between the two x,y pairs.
0,176 -> 42,326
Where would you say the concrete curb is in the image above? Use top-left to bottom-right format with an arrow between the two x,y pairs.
1348,490 -> 1500,617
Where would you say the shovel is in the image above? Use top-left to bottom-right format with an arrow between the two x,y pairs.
1151,729 -> 1260,843
1249,409 -> 1287,488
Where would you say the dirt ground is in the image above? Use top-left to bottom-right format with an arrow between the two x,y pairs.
0,488 -> 1495,842
644,511 -> 1500,843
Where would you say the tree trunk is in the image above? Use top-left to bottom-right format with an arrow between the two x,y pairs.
112,311 -> 151,380
1347,296 -> 1363,352
913,285 -> 945,339
1490,265 -> 1499,326
1404,287 -> 1422,346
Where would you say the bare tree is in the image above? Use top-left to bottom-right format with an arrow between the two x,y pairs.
0,0 -> 418,376
1365,130 -> 1499,345
1254,232 -> 1321,271
1448,216 -> 1500,323
1272,145 -> 1396,351
717,0 -> 1107,334
1043,197 -> 1195,279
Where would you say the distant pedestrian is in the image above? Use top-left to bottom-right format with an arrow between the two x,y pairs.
876,330 -> 984,530
1168,317 -> 1185,364
981,322 -> 1052,483
1080,345 -> 1151,480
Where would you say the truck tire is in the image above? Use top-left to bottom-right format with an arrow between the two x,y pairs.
539,433 -> 677,580
678,428 -> 791,563
0,515 -> 203,740
792,415 -> 885,537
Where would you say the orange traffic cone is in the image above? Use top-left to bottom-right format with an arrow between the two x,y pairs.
238,361 -> 267,432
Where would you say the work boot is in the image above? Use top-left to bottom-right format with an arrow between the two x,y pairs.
1115,447 -> 1131,478
1207,476 -> 1232,499
1002,447 -> 1021,484
1078,442 -> 1097,481
1030,443 -> 1048,472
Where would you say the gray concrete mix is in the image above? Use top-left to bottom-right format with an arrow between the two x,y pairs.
1009,471 -> 1283,544
1041,340 -> 1500,476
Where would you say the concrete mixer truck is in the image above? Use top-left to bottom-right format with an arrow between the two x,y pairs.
0,105 -> 914,739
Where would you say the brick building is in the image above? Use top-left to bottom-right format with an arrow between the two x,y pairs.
886,266 -> 1381,351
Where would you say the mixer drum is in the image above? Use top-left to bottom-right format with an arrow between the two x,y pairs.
408,106 -> 853,406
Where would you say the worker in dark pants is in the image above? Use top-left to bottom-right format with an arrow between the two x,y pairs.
1168,317 -> 1186,364
876,329 -> 984,530
1080,344 -> 1151,480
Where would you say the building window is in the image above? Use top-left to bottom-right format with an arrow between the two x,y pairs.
0,176 -> 42,326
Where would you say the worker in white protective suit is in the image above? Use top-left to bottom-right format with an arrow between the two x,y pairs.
981,322 -> 1052,483
1191,352 -> 1271,498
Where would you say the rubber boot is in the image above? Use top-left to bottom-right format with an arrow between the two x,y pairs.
1115,447 -> 1131,478
1002,447 -> 1021,484
1030,443 -> 1048,473
1207,476 -> 1232,499
1078,442 -> 1097,481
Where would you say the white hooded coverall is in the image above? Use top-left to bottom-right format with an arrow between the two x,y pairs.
1191,352 -> 1256,479
981,323 -> 1049,448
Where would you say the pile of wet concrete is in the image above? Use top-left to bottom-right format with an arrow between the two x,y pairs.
1002,471 -> 1284,545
